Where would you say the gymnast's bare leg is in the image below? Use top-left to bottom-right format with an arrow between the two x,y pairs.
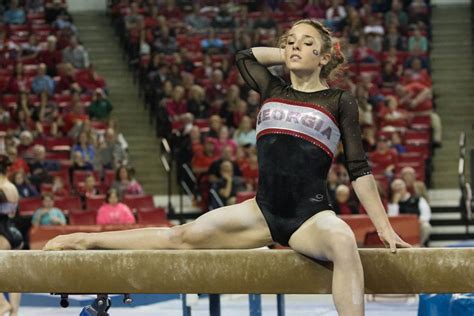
44,198 -> 273,250
288,210 -> 364,316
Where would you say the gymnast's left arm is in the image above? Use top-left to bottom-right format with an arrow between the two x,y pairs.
338,91 -> 411,252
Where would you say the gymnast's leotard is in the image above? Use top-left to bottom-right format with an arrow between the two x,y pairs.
0,203 -> 23,249
236,49 -> 372,246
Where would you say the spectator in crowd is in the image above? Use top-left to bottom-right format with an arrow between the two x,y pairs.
384,1 -> 409,30
388,179 -> 431,245
361,125 -> 376,152
326,167 -> 339,205
124,2 -> 143,32
187,85 -> 209,119
380,95 -> 410,128
32,91 -> 63,137
69,151 -> 94,182
352,36 -> 378,63
16,130 -> 34,157
153,26 -> 178,55
363,16 -> 384,52
403,57 -> 431,86
87,88 -> 113,121
253,10 -> 277,35
63,98 -> 89,134
208,144 -> 242,183
395,82 -> 432,113
401,166 -> 428,200
201,29 -> 225,55
213,126 -> 237,156
98,128 -> 128,170
31,193 -> 67,226
82,174 -> 100,197
408,28 -> 428,56
3,0 -> 26,25
383,24 -> 405,51
334,184 -> 358,215
8,63 -> 28,95
205,69 -> 228,107
12,171 -> 39,198
355,86 -> 373,126
211,161 -> 246,207
71,131 -> 95,165
96,188 -> 136,225
165,85 -> 187,121
240,152 -> 258,190
381,61 -> 400,89
185,4 -> 210,31
28,144 -> 59,187
233,116 -> 256,146
391,132 -> 406,154
325,0 -> 347,31
55,63 -> 77,93
31,63 -> 55,95
20,34 -> 41,61
112,165 -> 144,196
62,36 -> 89,69
75,64 -> 107,92
211,7 -> 235,30
191,137 -> 219,176
207,115 -> 223,139
51,176 -> 69,198
369,137 -> 398,178
6,147 -> 29,176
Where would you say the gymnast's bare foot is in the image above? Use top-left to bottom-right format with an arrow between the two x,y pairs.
0,302 -> 12,315
43,233 -> 90,251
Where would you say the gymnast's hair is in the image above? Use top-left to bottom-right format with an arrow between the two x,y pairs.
0,155 -> 11,176
278,19 -> 346,81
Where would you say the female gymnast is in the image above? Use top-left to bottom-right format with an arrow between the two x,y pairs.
0,155 -> 22,316
44,19 -> 411,315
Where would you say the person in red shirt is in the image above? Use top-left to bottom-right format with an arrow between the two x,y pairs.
6,146 -> 29,177
379,95 -> 411,128
165,85 -> 187,121
38,35 -> 63,76
63,99 -> 88,133
395,82 -> 432,113
191,138 -> 219,176
75,64 -> 106,93
241,153 -> 259,191
55,63 -> 79,93
369,137 -> 398,177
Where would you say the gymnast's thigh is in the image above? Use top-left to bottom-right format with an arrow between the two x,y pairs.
288,210 -> 357,262
180,197 -> 273,249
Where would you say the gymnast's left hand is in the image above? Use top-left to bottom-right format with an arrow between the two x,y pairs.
43,233 -> 90,251
377,228 -> 412,253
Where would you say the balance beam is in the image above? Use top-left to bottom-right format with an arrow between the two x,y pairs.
0,249 -> 472,294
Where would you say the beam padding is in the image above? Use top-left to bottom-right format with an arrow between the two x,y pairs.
0,249 -> 472,294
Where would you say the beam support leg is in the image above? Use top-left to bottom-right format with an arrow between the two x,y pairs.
249,294 -> 262,316
277,294 -> 285,316
209,294 -> 221,316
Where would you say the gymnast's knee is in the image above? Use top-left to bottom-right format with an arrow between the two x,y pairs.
329,233 -> 359,263
168,223 -> 214,249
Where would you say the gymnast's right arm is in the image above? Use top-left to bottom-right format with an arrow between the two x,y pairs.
235,47 -> 283,95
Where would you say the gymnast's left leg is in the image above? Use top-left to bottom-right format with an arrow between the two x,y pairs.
288,210 -> 364,316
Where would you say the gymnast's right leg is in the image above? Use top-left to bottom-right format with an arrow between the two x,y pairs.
43,198 -> 274,251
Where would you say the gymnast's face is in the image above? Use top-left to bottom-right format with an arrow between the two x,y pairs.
283,23 -> 330,73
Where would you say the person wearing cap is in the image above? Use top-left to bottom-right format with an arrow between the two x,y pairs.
87,88 -> 113,121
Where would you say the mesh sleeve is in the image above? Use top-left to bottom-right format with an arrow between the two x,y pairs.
235,49 -> 276,97
338,91 -> 372,181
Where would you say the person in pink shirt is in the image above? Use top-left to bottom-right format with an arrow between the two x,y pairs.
96,189 -> 136,225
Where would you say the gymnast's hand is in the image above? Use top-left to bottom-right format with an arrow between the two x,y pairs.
377,228 -> 412,253
43,233 -> 90,251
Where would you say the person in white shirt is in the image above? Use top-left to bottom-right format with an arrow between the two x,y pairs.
388,179 -> 431,245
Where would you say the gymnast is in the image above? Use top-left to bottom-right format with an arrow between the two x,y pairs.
44,19 -> 411,315
0,155 -> 22,316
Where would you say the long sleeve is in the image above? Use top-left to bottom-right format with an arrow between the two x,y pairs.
235,49 -> 278,98
119,203 -> 136,224
338,91 -> 372,181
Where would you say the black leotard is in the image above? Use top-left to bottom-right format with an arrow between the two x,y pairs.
236,49 -> 372,246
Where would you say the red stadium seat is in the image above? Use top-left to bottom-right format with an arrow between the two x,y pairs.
68,210 -> 97,225
404,130 -> 431,146
18,197 -> 43,216
411,115 -> 431,130
85,195 -> 106,211
49,169 -> 70,185
123,195 -> 155,210
136,207 -> 168,225
54,196 -> 83,213
103,170 -> 116,186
